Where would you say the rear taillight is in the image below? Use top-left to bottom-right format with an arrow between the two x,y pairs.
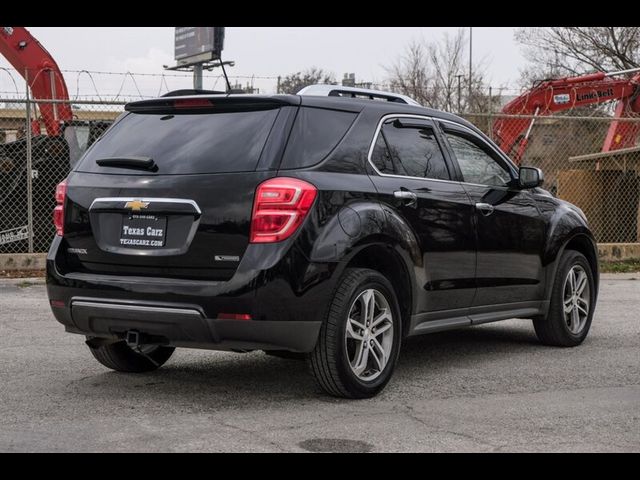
250,177 -> 317,243
53,179 -> 67,236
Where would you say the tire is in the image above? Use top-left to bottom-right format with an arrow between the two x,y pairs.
309,268 -> 402,399
87,339 -> 175,373
533,250 -> 595,347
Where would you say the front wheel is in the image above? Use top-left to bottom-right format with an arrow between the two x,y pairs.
309,268 -> 402,399
533,250 -> 596,347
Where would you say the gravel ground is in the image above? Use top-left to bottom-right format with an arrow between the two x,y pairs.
0,274 -> 638,452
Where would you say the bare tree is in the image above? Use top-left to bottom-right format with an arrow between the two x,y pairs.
278,67 -> 335,94
516,27 -> 640,85
386,41 -> 432,106
385,29 -> 491,113
427,32 -> 466,112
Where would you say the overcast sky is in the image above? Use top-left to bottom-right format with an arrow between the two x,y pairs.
0,27 -> 527,99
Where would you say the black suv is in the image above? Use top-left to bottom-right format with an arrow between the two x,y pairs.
46,87 -> 599,398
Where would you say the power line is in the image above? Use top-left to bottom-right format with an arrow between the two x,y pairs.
59,69 -> 280,80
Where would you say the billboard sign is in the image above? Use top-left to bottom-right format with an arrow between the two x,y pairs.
174,27 -> 225,65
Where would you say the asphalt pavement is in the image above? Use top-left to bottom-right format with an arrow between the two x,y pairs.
0,274 -> 638,452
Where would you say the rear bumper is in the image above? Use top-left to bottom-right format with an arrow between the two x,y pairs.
46,235 -> 337,353
52,297 -> 320,352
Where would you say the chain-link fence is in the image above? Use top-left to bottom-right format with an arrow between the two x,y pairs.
1,94 -> 639,253
0,98 -> 125,253
463,113 -> 640,244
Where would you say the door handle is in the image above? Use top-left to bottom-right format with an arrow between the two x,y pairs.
475,202 -> 495,216
394,190 -> 418,207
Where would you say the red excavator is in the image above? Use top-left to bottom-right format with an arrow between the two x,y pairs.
0,26 -> 111,251
493,67 -> 640,164
0,26 -> 72,136
0,26 -> 110,154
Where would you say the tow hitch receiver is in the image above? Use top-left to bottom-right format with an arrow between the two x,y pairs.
125,330 -> 161,367
126,330 -> 142,349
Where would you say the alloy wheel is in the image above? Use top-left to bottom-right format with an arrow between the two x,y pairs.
563,265 -> 590,334
345,288 -> 394,381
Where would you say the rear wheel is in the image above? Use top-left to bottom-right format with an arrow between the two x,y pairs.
309,268 -> 402,399
87,338 -> 175,373
533,250 -> 595,347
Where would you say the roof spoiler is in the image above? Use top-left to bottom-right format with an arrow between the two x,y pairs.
125,95 -> 299,114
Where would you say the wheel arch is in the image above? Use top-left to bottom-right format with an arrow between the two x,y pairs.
543,230 -> 600,305
564,234 -> 599,284
345,242 -> 414,338
306,198 -> 421,338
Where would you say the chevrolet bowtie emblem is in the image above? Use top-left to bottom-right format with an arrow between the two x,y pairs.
124,200 -> 150,211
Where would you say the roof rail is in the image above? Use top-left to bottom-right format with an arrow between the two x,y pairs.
297,84 -> 421,106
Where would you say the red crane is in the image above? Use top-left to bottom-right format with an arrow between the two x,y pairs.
0,26 -> 73,136
493,67 -> 640,164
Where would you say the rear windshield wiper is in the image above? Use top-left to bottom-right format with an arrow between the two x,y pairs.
95,156 -> 157,171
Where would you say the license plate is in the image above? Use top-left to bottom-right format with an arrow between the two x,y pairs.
120,214 -> 167,248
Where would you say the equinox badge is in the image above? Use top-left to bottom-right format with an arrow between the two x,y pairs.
124,200 -> 150,212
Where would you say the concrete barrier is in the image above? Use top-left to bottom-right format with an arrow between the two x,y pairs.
597,243 -> 640,262
0,253 -> 46,271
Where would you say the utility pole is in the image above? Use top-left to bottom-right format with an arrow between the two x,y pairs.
193,64 -> 203,90
456,74 -> 463,113
488,86 -> 493,140
468,27 -> 473,112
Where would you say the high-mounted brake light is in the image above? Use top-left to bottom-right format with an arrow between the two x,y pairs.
53,179 -> 67,236
173,98 -> 213,109
250,177 -> 317,243
217,313 -> 252,321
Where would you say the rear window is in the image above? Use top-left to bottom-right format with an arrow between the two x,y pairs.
76,109 -> 280,174
279,107 -> 357,169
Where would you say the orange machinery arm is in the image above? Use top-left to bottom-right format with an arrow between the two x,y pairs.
493,69 -> 640,163
0,26 -> 73,136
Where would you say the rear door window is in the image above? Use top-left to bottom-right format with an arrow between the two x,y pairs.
76,109 -> 280,175
371,119 -> 450,180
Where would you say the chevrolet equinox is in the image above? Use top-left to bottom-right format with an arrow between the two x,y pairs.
46,86 -> 599,398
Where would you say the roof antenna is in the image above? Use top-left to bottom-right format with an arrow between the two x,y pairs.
219,54 -> 232,93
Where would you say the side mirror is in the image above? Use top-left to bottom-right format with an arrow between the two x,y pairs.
518,166 -> 544,189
